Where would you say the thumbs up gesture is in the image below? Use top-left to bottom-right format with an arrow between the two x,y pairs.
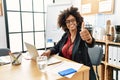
80,22 -> 92,44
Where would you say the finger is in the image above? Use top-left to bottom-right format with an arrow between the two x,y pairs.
41,52 -> 46,56
81,22 -> 85,31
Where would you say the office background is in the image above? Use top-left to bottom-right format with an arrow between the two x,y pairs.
0,1 -> 120,80
0,0 -> 80,52
0,0 -> 120,52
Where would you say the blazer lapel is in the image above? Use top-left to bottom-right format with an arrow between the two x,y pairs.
72,31 -> 81,60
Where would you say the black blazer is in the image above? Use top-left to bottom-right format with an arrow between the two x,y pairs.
50,30 -> 96,80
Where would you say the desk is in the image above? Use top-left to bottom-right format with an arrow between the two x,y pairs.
0,55 -> 90,80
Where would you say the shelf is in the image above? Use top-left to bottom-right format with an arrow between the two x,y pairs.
101,61 -> 107,65
107,63 -> 120,69
96,40 -> 106,43
95,40 -> 120,80
96,40 -> 120,46
108,42 -> 120,46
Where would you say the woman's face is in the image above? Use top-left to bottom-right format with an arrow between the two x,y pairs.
65,15 -> 77,31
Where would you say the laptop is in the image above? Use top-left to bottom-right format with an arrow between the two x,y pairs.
24,42 -> 62,65
24,42 -> 39,60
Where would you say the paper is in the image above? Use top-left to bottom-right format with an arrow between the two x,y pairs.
99,0 -> 112,12
46,61 -> 83,78
81,3 -> 91,14
0,56 -> 10,65
47,57 -> 62,66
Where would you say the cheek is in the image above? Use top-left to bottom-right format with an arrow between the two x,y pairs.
73,22 -> 77,26
73,23 -> 77,29
66,24 -> 69,29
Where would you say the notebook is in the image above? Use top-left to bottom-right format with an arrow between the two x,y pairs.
24,42 -> 62,65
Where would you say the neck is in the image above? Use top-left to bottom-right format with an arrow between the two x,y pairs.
69,30 -> 77,43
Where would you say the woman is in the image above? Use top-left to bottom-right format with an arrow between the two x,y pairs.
42,6 -> 96,80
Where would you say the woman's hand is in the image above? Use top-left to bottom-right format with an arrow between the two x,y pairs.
80,22 -> 92,44
41,50 -> 51,57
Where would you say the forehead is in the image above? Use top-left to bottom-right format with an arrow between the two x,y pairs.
66,15 -> 75,20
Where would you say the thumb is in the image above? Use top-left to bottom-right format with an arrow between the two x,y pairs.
81,22 -> 85,31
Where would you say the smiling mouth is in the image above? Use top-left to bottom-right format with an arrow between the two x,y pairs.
70,24 -> 75,27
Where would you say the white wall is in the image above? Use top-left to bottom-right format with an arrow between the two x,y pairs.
0,0 -> 7,48
107,0 -> 120,25
55,0 -> 81,9
0,16 -> 7,48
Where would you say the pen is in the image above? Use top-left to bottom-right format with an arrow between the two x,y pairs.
9,52 -> 19,63
12,53 -> 22,64
9,52 -> 16,59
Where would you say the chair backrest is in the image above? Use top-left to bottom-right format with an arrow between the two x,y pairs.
88,46 -> 104,80
0,48 -> 11,56
88,46 -> 103,66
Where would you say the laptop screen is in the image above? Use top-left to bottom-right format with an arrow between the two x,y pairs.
24,42 -> 39,60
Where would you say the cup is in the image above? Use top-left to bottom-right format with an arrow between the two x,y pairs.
10,52 -> 22,65
36,56 -> 47,72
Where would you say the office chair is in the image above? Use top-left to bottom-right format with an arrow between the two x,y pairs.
0,48 -> 11,56
88,46 -> 103,80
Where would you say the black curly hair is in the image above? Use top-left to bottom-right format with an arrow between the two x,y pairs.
57,6 -> 83,32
